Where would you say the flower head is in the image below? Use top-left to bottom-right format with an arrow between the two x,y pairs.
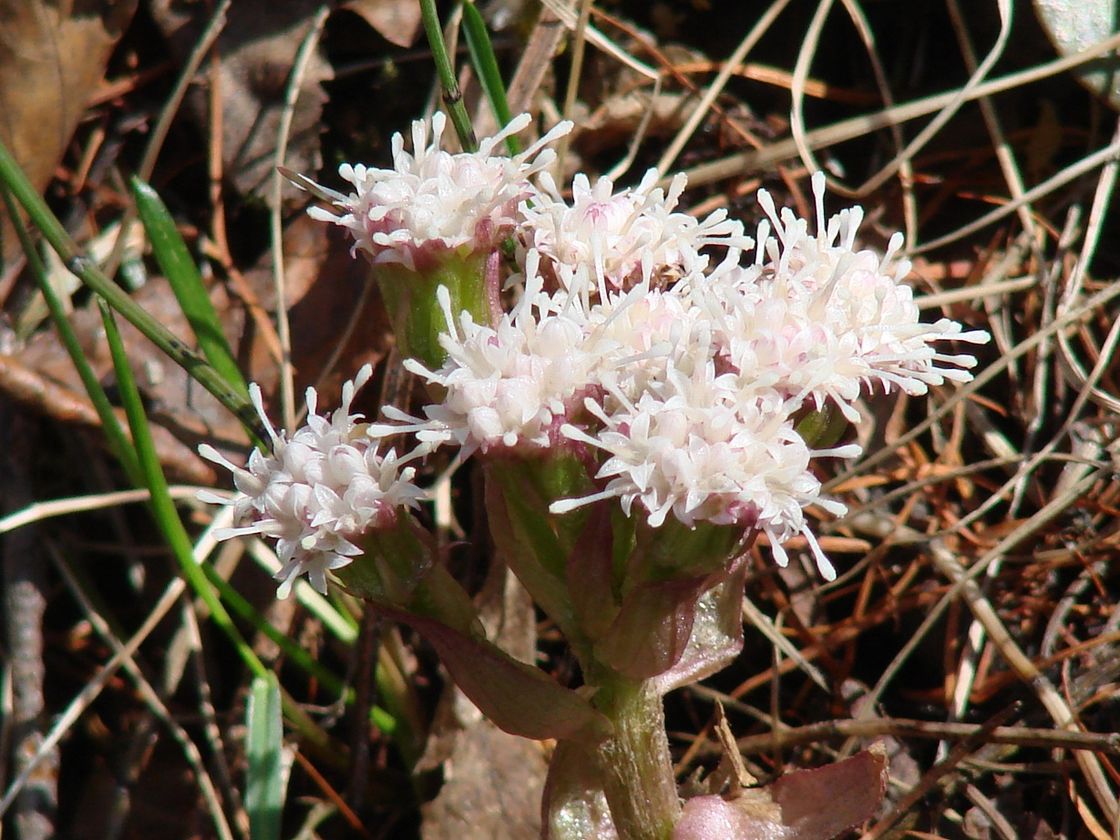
693,173 -> 990,421
199,366 -> 427,597
552,349 -> 859,580
305,113 -> 571,271
383,251 -> 604,458
520,169 -> 750,292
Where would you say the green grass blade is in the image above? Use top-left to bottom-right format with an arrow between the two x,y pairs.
0,135 -> 262,441
419,0 -> 478,152
0,186 -> 143,484
203,563 -> 398,734
131,177 -> 248,398
461,1 -> 518,153
246,673 -> 286,840
98,297 -> 344,765
98,297 -> 269,678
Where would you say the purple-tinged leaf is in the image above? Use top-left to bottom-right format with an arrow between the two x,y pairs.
653,558 -> 748,695
673,791 -> 789,840
386,607 -> 610,744
673,748 -> 889,840
594,575 -> 709,680
770,746 -> 888,837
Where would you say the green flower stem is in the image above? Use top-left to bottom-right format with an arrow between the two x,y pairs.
201,563 -> 398,735
0,185 -> 143,483
99,300 -> 339,760
419,0 -> 477,153
590,676 -> 681,840
132,177 -> 248,398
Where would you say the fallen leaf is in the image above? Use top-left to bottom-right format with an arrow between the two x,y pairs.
148,0 -> 331,199
0,0 -> 138,267
343,0 -> 422,48
673,747 -> 889,840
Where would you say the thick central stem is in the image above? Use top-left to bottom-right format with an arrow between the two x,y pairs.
593,677 -> 681,840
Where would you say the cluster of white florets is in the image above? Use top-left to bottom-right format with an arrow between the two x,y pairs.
688,184 -> 989,423
306,113 -> 570,271
199,366 -> 426,597
206,113 -> 987,592
521,169 -> 752,291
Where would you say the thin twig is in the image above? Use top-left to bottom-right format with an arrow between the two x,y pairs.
946,0 -> 1036,242
825,278 -> 1120,493
270,5 -> 330,432
838,0 -> 918,241
863,705 -> 1020,839
50,547 -> 236,840
672,30 -> 1120,189
793,0 -> 1013,200
0,576 -> 188,819
0,486 -> 206,535
656,0 -> 793,175
556,0 -> 593,175
1056,116 -> 1120,415
931,545 -> 1119,830
911,137 -> 1120,255
729,715 -> 1120,756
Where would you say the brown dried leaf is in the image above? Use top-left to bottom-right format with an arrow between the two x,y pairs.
0,351 -> 214,484
343,0 -> 422,48
148,0 -> 331,199
770,745 -> 889,837
0,0 -> 138,266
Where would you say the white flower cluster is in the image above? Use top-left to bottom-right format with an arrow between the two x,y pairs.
208,114 -> 987,594
354,120 -> 985,578
305,112 -> 571,271
199,366 -> 426,597
401,254 -> 865,578
521,169 -> 753,291
692,180 -> 989,422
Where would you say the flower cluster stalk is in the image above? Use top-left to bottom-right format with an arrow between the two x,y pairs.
589,677 -> 681,840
